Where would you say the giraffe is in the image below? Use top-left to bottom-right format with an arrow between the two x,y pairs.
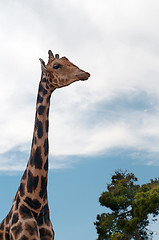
0,50 -> 90,240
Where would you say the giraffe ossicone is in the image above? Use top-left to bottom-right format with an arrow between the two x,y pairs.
0,50 -> 90,240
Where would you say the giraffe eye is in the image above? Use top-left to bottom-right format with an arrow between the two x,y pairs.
53,64 -> 61,70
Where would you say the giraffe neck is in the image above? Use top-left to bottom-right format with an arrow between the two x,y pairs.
20,74 -> 55,205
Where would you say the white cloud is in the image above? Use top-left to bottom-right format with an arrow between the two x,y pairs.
0,0 -> 159,170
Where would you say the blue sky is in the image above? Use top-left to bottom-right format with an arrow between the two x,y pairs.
0,0 -> 159,239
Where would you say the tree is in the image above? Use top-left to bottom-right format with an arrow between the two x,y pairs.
94,170 -> 159,240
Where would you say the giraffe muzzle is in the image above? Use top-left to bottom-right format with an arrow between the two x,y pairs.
76,71 -> 90,81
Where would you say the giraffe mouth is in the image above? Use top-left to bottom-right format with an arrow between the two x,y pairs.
76,72 -> 90,81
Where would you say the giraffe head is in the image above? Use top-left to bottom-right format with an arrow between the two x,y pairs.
39,50 -> 90,89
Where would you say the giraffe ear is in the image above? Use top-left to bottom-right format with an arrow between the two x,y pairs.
39,58 -> 48,73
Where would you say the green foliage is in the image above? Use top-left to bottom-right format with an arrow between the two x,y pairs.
94,170 -> 159,240
111,232 -> 125,240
